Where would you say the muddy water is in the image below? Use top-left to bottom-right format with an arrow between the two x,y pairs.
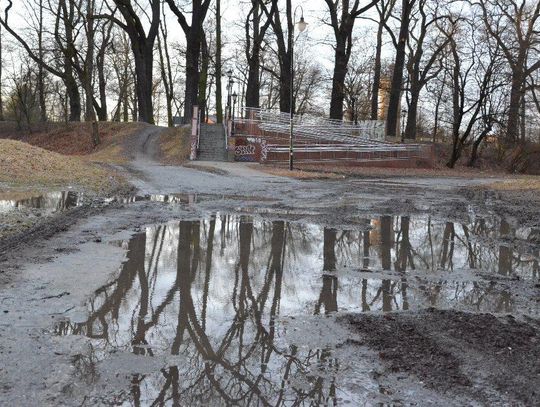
56,214 -> 539,405
0,191 -> 81,214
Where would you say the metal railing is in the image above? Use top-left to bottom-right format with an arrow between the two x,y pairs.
230,107 -> 432,164
238,107 -> 386,145
265,143 -> 428,162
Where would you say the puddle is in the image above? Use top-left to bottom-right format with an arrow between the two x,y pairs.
56,214 -> 540,404
0,191 -> 82,214
109,193 -> 200,205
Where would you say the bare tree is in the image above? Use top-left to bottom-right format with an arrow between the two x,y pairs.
215,0 -> 223,123
157,7 -> 174,127
385,0 -> 417,137
370,0 -> 396,120
245,0 -> 274,110
0,21 -> 3,121
403,1 -> 453,140
0,0 -> 85,121
98,0 -> 160,124
165,0 -> 212,123
323,0 -> 379,120
475,0 -> 540,144
259,0 -> 295,113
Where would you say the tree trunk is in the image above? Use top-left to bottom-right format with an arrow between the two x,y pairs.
246,56 -> 261,108
520,90 -> 526,142
467,126 -> 491,167
37,0 -> 47,121
65,72 -> 81,122
157,34 -> 173,127
279,52 -> 292,113
95,32 -> 109,121
329,37 -> 349,120
198,34 -> 209,122
112,0 -> 160,125
506,68 -> 524,144
371,24 -> 384,120
386,0 -> 414,138
245,1 -> 261,109
447,142 -> 461,168
468,137 -> 482,167
84,0 -> 99,146
183,30 -> 202,123
432,85 -> 443,143
132,43 -> 155,124
0,23 -> 3,121
215,0 -> 223,123
404,86 -> 420,139
62,0 -> 80,122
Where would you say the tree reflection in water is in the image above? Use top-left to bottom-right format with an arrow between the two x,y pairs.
55,214 -> 539,404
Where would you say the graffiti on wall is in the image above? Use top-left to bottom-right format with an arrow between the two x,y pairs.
234,137 -> 268,162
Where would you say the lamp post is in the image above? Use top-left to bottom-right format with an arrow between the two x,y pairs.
289,6 -> 308,171
232,92 -> 238,135
226,69 -> 234,120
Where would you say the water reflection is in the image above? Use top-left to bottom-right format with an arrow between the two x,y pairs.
0,191 -> 81,213
56,214 -> 539,404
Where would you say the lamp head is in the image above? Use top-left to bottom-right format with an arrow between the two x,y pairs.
297,16 -> 308,32
232,92 -> 238,103
227,69 -> 233,79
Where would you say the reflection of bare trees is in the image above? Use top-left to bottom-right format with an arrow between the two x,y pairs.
315,228 -> 339,315
355,215 -> 526,313
54,213 -> 536,402
62,217 -> 341,405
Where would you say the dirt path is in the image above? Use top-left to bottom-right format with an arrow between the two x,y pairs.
1,125 -> 539,406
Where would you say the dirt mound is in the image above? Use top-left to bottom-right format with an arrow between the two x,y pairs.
0,139 -> 124,192
0,121 -> 142,159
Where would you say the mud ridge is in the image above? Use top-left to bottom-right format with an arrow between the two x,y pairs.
341,309 -> 540,405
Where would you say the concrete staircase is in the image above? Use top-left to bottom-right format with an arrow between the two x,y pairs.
198,124 -> 227,161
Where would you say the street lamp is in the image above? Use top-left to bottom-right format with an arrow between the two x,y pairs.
232,92 -> 238,135
226,69 -> 234,120
289,6 -> 308,171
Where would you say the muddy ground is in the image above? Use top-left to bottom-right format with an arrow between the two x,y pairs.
1,125 -> 539,406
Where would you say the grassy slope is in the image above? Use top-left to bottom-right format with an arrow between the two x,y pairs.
158,126 -> 191,165
0,122 -> 140,157
0,139 -> 124,193
0,122 -> 191,193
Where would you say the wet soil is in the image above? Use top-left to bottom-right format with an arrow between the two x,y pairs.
1,125 -> 539,406
343,310 -> 540,405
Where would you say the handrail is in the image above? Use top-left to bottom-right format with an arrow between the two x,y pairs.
237,106 -> 387,145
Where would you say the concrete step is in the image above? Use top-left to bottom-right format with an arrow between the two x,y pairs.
197,124 -> 227,162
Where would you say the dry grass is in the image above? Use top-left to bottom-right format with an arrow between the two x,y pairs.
158,126 -> 191,165
483,176 -> 540,191
0,139 -> 125,193
0,121 -> 190,167
286,163 -> 504,179
0,190 -> 43,201
1,122 -> 140,154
